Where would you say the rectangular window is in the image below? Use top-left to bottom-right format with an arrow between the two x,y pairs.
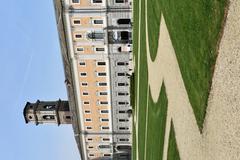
75,34 -> 82,39
72,0 -> 80,3
118,101 -> 129,105
88,146 -> 94,149
98,82 -> 107,86
99,91 -> 108,96
117,82 -> 128,86
96,47 -> 105,52
87,138 -> 93,141
117,62 -> 129,66
85,110 -> 91,114
80,72 -> 87,77
93,19 -> 103,24
97,72 -> 107,76
119,138 -> 129,142
73,19 -> 81,24
102,138 -> 110,142
79,61 -> 86,66
88,154 -> 94,157
118,92 -> 129,96
119,119 -> 129,122
104,154 -> 111,157
119,110 -> 126,113
76,47 -> 84,52
100,110 -> 109,114
83,101 -> 90,105
81,82 -> 88,86
101,126 -> 109,130
92,0 -> 102,3
82,92 -> 89,96
117,72 -> 126,76
100,101 -> 108,105
119,127 -> 129,130
86,126 -> 92,130
101,118 -> 109,122
115,0 -> 124,3
85,118 -> 92,122
97,61 -> 106,66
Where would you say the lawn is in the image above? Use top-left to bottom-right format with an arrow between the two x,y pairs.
132,0 -> 228,159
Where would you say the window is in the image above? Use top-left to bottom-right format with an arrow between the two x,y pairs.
99,91 -> 108,96
101,126 -> 109,130
86,126 -> 92,130
88,154 -> 94,157
82,92 -> 89,96
92,0 -> 102,3
103,154 -> 111,157
44,105 -> 55,109
117,82 -> 129,86
88,146 -> 94,149
119,119 -> 129,122
81,82 -> 88,86
100,101 -> 108,105
76,47 -> 84,52
98,82 -> 107,86
96,47 -> 105,52
66,116 -> 71,120
83,101 -> 90,105
73,19 -> 81,24
80,72 -> 87,77
102,138 -> 110,142
97,72 -> 107,76
72,0 -> 80,3
43,115 -> 55,120
85,118 -> 92,122
117,62 -> 128,66
87,138 -> 93,141
119,138 -> 129,142
118,92 -> 129,96
93,19 -> 103,24
117,18 -> 131,24
97,61 -> 106,66
118,101 -> 129,105
99,145 -> 111,149
101,118 -> 109,122
117,72 -> 126,76
115,0 -> 124,3
119,127 -> 129,130
119,110 -> 126,113
75,34 -> 82,39
85,110 -> 91,114
100,110 -> 109,114
79,61 -> 86,66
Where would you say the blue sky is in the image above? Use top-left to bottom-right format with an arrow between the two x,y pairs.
0,0 -> 80,159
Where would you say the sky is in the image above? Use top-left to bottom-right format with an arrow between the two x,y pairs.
0,0 -> 80,160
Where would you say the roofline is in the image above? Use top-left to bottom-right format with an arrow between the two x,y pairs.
23,102 -> 30,124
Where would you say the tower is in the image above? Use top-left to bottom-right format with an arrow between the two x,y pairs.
23,99 -> 72,125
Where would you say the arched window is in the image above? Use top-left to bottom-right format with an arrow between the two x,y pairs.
43,115 -> 55,120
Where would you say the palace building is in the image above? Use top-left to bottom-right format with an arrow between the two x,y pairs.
23,0 -> 133,159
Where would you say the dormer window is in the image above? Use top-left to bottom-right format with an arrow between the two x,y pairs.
44,105 -> 55,109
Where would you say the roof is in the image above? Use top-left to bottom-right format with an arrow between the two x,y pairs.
53,0 -> 84,158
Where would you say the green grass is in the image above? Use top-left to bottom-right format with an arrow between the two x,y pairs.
145,84 -> 168,160
147,0 -> 228,130
132,0 -> 227,159
167,122 -> 180,160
